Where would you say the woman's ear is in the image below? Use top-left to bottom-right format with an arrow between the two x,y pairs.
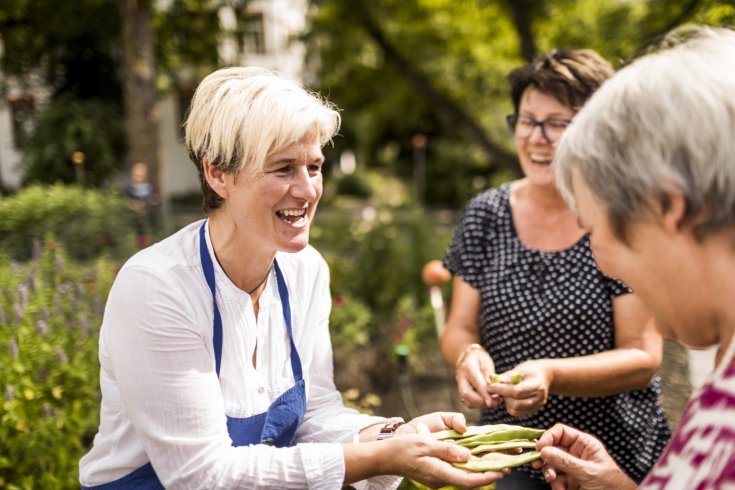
661,192 -> 686,235
203,158 -> 229,200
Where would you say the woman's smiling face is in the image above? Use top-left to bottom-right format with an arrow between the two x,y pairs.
222,128 -> 324,255
515,88 -> 575,189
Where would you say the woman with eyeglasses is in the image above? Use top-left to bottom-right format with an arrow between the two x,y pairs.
440,49 -> 670,489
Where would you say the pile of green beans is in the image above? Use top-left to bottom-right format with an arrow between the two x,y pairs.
432,424 -> 545,472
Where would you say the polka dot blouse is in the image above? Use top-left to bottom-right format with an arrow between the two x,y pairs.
444,183 -> 670,483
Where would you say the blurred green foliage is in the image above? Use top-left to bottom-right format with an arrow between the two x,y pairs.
0,185 -> 139,262
316,172 -> 456,371
21,96 -> 125,186
0,240 -> 117,488
309,0 -> 735,208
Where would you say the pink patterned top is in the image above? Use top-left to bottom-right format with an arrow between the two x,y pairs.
640,340 -> 735,489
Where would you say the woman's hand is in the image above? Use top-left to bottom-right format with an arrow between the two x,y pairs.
382,434 -> 506,489
347,414 -> 507,488
486,360 -> 552,417
532,423 -> 635,490
399,411 -> 469,436
455,347 -> 499,408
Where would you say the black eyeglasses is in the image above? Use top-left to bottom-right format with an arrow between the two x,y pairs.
505,114 -> 572,143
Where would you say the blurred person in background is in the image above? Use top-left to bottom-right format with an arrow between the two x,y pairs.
441,48 -> 670,489
535,25 -> 735,490
79,66 -> 504,489
124,161 -> 159,247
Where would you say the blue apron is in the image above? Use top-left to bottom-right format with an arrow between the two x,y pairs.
82,222 -> 306,488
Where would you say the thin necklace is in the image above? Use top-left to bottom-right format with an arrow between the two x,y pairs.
248,265 -> 272,295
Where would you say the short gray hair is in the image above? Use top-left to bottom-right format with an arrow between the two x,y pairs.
555,26 -> 735,242
184,66 -> 341,212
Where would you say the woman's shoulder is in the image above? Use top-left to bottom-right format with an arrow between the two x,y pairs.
120,220 -> 203,279
465,183 -> 512,214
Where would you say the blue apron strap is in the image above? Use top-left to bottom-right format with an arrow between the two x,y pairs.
273,260 -> 303,382
199,222 -> 224,376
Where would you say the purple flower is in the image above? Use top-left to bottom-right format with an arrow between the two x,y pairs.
79,314 -> 89,332
5,384 -> 14,401
13,302 -> 23,323
36,320 -> 48,335
43,403 -> 51,418
31,239 -> 42,260
94,295 -> 102,317
54,295 -> 63,316
55,253 -> 64,275
18,284 -> 28,309
8,338 -> 18,359
27,269 -> 36,291
56,348 -> 67,364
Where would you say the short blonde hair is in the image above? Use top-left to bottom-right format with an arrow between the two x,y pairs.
184,66 -> 341,212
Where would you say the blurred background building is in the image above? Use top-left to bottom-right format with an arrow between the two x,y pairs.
0,0 -> 311,200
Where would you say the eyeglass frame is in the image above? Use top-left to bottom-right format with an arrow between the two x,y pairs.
505,113 -> 573,143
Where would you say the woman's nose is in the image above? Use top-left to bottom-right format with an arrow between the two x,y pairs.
291,168 -> 320,201
528,123 -> 549,144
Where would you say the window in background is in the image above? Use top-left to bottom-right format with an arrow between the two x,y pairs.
7,95 -> 36,149
240,12 -> 266,55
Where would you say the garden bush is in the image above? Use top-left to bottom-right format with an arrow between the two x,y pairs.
315,175 -> 457,396
0,239 -> 117,489
0,184 -> 139,262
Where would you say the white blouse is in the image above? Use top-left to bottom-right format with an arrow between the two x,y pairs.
79,220 -> 399,489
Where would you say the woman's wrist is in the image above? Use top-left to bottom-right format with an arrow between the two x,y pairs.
377,421 -> 406,440
455,343 -> 486,368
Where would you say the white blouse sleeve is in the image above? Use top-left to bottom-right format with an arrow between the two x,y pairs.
101,263 -> 347,489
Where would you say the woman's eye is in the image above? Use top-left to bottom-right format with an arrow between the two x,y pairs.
547,120 -> 570,130
518,118 -> 534,128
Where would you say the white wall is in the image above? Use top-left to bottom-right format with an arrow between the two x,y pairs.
0,106 -> 22,190
158,95 -> 199,197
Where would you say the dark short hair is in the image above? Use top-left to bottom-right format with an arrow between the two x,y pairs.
508,48 -> 614,113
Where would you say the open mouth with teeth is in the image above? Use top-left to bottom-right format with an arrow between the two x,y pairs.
529,154 -> 553,166
276,208 -> 307,224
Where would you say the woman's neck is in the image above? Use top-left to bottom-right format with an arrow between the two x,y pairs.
207,215 -> 275,295
702,236 -> 735,369
512,178 -> 568,210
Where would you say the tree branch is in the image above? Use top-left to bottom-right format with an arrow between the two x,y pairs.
352,2 -> 516,171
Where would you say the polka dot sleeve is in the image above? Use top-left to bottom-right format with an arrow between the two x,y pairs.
444,189 -> 497,290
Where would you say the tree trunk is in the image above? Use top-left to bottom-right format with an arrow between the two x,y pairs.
119,0 -> 160,192
504,0 -> 537,62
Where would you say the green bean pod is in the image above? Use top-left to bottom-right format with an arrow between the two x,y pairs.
469,439 -> 538,454
453,450 -> 541,472
455,427 -> 544,448
432,424 -> 533,441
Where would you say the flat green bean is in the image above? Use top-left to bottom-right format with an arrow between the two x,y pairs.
453,450 -> 541,472
469,439 -> 537,454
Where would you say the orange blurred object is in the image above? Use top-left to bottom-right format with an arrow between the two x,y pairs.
421,260 -> 451,287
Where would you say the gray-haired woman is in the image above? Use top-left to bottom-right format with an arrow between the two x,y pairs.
536,25 -> 735,489
78,67 -> 503,490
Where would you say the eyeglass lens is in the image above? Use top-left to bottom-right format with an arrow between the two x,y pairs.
510,115 -> 570,142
